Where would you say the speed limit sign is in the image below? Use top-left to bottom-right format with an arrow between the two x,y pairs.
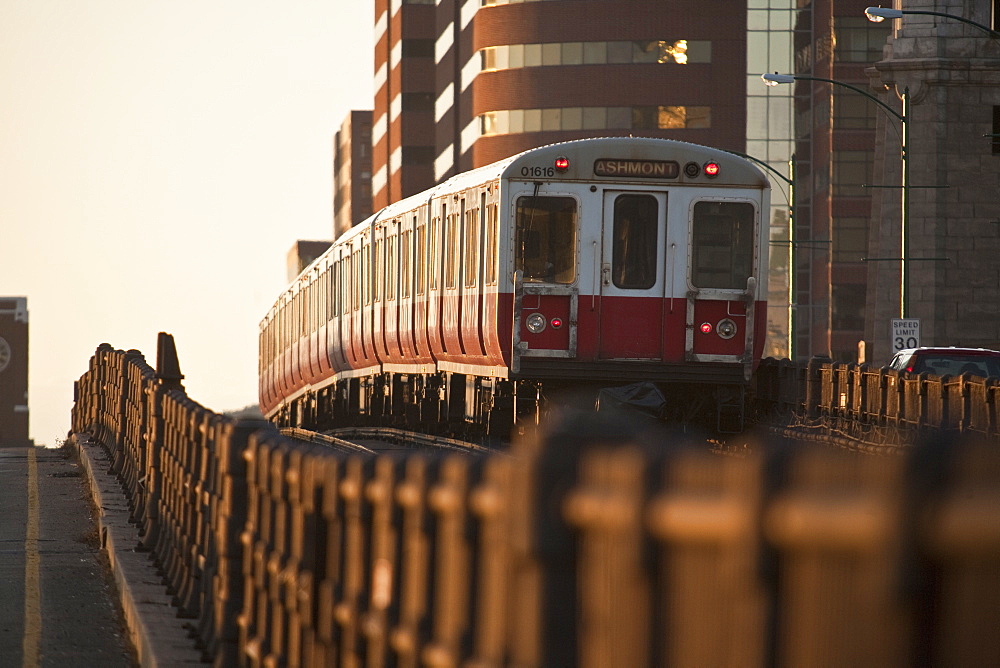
891,319 -> 920,352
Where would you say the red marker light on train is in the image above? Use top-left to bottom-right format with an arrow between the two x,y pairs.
550,317 -> 563,329
554,157 -> 570,172
700,322 -> 713,334
703,162 -> 720,177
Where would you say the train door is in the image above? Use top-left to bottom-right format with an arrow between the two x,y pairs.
685,199 -> 759,376
598,191 -> 668,360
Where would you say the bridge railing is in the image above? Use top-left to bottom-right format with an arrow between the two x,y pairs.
756,357 -> 1000,441
72,338 -> 1000,667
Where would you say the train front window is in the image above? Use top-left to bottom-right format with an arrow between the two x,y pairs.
612,194 -> 659,289
515,195 -> 577,283
691,201 -> 755,289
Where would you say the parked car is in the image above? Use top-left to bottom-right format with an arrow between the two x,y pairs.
888,347 -> 1000,378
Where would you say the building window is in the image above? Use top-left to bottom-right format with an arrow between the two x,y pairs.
834,17 -> 890,62
480,105 -> 711,136
401,146 -> 435,165
832,216 -> 868,262
401,39 -> 435,58
834,94 -> 878,130
483,0 -> 613,5
633,106 -> 711,130
402,92 -> 434,112
831,283 -> 866,330
479,39 -> 710,73
831,150 -> 873,195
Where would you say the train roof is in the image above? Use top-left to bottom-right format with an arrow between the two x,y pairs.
445,136 -> 771,191
345,137 -> 770,240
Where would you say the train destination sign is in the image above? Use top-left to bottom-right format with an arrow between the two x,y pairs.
594,158 -> 679,179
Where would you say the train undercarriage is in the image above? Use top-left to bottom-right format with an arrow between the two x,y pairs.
270,368 -> 752,443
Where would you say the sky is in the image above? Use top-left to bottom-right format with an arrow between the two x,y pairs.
1,1 -> 373,445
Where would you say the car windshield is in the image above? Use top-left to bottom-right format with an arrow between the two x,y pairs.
911,354 -> 1000,377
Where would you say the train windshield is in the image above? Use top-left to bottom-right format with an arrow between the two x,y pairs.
515,195 -> 577,283
612,194 -> 659,289
690,201 -> 755,289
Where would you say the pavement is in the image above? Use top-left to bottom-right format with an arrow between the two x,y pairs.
0,438 -> 203,667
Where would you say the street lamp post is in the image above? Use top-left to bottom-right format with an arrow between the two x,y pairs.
761,72 -> 911,319
864,6 -> 1000,38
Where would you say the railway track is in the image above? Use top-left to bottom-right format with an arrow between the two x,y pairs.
280,426 -> 497,456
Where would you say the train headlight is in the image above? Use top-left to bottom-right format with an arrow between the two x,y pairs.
700,322 -> 713,334
525,313 -> 547,334
550,317 -> 563,329
703,161 -> 721,177
554,156 -> 570,172
717,318 -> 737,339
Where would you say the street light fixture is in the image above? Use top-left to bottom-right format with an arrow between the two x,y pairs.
761,72 -> 911,318
864,6 -> 1000,37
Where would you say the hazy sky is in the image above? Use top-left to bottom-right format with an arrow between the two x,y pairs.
1,1 -> 373,445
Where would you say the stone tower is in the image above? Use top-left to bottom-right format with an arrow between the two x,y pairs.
865,0 -> 1000,362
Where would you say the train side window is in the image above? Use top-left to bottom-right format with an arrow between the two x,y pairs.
431,210 -> 442,290
401,229 -> 412,298
363,244 -> 371,306
445,209 -> 459,288
691,201 -> 755,289
373,238 -> 382,302
612,194 -> 659,289
487,202 -> 498,285
515,195 -> 577,284
387,233 -> 397,301
330,263 -> 338,318
342,257 -> 350,315
352,251 -> 360,311
313,278 -> 319,329
307,282 -> 314,332
416,224 -> 427,295
465,205 -> 479,288
312,278 -> 319,331
318,270 -> 326,325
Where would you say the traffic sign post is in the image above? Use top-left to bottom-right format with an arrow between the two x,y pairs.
891,318 -> 920,353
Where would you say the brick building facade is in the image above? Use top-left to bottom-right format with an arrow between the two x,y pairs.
371,0 -> 748,202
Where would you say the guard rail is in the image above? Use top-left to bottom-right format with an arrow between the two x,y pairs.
71,336 -> 1000,667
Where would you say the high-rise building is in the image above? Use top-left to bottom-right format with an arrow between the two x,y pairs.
372,0 -> 437,210
334,110 -> 374,239
368,0 -> 748,194
435,0 -> 748,179
287,241 -> 333,282
749,0 -> 888,361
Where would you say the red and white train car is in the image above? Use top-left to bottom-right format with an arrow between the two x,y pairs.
260,137 -> 770,435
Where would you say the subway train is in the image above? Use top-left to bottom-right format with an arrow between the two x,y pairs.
260,137 -> 771,438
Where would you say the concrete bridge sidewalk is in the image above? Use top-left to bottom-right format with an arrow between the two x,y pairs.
0,440 -> 201,667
